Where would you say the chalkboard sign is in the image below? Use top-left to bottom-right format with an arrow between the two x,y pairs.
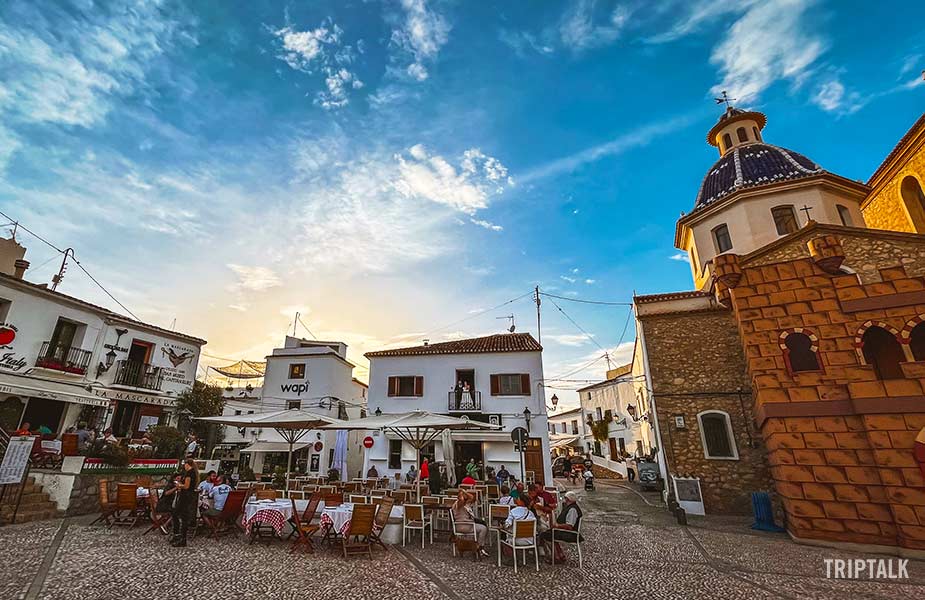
0,436 -> 33,485
674,478 -> 702,503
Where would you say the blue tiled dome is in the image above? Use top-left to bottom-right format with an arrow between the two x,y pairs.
694,143 -> 824,209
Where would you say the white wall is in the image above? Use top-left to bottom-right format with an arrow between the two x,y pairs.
579,377 -> 650,461
365,349 -> 552,483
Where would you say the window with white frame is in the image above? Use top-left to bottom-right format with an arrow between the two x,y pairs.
697,410 -> 738,459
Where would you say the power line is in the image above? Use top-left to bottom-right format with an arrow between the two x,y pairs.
296,314 -> 317,340
539,291 -> 631,306
546,352 -> 609,381
70,258 -> 140,321
423,290 -> 534,337
545,295 -> 608,354
0,209 -> 65,253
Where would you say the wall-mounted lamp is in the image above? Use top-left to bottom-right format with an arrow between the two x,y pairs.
626,404 -> 649,422
374,407 -> 382,417
95,349 -> 117,378
523,406 -> 532,432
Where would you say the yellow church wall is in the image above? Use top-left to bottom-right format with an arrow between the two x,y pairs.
863,135 -> 925,233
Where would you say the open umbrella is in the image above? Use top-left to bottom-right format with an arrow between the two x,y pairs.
321,410 -> 499,500
195,408 -> 344,489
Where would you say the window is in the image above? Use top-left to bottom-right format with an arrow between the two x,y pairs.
570,420 -> 578,435
698,411 -> 738,459
387,376 -> 423,397
288,363 -> 306,379
861,326 -> 905,380
752,126 -> 761,141
712,224 -> 733,253
784,332 -> 820,372
388,439 -> 403,470
604,409 -> 613,421
490,373 -> 530,396
560,423 -> 567,433
836,204 -> 853,227
0,298 -> 10,323
287,399 -> 301,410
900,176 -> 925,231
618,438 -> 626,455
595,407 -> 603,421
911,323 -> 925,362
736,127 -> 748,143
772,205 -> 799,235
722,133 -> 733,152
234,410 -> 242,416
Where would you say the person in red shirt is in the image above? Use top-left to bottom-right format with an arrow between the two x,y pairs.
420,457 -> 430,479
461,474 -> 477,486
14,422 -> 31,436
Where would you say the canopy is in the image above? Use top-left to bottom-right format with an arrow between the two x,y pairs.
196,409 -> 343,488
210,360 -> 266,379
332,430 -> 349,482
550,434 -> 581,449
321,410 -> 498,499
240,441 -> 311,453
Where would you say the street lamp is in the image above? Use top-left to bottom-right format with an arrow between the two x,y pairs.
374,407 -> 382,417
550,394 -> 559,410
523,406 -> 532,433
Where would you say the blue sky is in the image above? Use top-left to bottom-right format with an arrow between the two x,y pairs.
1,0 -> 923,408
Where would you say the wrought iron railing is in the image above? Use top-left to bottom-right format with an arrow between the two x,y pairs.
447,390 -> 481,412
113,359 -> 164,391
35,341 -> 92,375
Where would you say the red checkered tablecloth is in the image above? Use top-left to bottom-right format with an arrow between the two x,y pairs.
242,501 -> 293,536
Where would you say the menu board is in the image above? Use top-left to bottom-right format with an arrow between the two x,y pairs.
0,436 -> 34,485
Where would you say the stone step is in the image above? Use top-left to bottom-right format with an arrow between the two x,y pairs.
1,506 -> 59,523
19,491 -> 52,504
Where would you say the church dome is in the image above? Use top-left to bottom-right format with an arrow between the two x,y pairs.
694,143 -> 825,209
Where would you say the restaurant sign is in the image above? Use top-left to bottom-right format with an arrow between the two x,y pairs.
160,342 -> 197,387
93,388 -> 177,407
0,322 -> 27,372
82,458 -> 179,473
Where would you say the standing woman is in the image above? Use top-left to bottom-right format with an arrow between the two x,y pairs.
171,459 -> 199,547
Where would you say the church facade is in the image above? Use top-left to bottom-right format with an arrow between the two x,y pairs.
633,106 -> 925,554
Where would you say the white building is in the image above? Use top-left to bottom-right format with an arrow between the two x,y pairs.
362,333 -> 553,485
214,336 -> 367,478
577,365 -> 652,463
546,406 -> 584,456
0,237 -> 205,437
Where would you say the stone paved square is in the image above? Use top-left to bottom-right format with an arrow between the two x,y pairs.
2,480 -> 922,600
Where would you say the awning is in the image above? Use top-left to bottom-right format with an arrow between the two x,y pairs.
0,372 -> 109,408
240,441 -> 312,453
550,434 -> 581,449
211,360 -> 266,379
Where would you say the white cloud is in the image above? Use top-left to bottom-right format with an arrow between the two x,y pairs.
272,21 -> 363,109
648,0 -> 756,44
584,279 -> 596,285
227,264 -> 282,292
899,54 -> 921,77
669,252 -> 691,263
560,1 -> 631,52
571,268 -> 580,274
546,334 -> 593,347
498,29 -> 555,57
390,0 -> 450,81
470,218 -> 503,231
560,275 -> 577,283
710,0 -> 825,102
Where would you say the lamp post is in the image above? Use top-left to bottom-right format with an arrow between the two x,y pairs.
523,406 -> 532,433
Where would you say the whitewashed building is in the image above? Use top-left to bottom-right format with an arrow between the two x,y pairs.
0,237 -> 205,437
215,337 -> 367,477
577,365 -> 652,463
362,333 -> 552,485
546,406 -> 584,455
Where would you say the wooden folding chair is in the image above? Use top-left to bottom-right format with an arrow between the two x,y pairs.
402,504 -> 432,549
289,498 -> 320,554
369,496 -> 395,550
143,492 -> 171,535
255,489 -> 278,500
349,494 -> 368,504
497,519 -> 538,573
343,503 -> 377,558
206,490 -> 248,538
109,483 -> 142,529
89,479 -> 116,526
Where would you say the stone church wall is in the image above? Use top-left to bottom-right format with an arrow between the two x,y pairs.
639,309 -> 773,514
723,235 -> 925,551
863,133 -> 925,233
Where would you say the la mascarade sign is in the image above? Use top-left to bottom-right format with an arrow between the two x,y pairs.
160,341 -> 197,387
93,388 -> 176,407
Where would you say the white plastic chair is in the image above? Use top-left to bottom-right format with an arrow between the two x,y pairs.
402,504 -> 433,548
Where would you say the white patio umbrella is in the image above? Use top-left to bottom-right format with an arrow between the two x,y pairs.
332,429 -> 349,481
441,429 -> 457,487
321,410 -> 499,500
195,408 -> 344,489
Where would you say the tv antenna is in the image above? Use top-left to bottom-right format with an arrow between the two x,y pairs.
497,314 -> 516,333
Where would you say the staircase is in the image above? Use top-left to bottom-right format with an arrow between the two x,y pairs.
0,476 -> 60,524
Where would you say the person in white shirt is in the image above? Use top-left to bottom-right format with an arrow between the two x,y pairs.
203,476 -> 233,524
497,484 -> 515,506
503,495 -> 536,546
185,434 -> 198,458
388,473 -> 402,491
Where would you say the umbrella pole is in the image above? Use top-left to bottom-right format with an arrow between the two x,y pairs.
416,445 -> 422,502
287,439 -> 294,492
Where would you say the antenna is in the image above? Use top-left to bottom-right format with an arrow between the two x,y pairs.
293,311 -> 299,337
714,90 -> 736,109
497,314 -> 515,333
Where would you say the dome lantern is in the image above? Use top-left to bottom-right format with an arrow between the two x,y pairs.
707,103 -> 768,156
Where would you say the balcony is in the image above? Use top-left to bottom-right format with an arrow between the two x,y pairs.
35,341 -> 92,375
447,390 -> 481,412
113,359 -> 164,391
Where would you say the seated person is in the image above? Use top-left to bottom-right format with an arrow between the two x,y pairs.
203,476 -> 233,523
502,494 -> 537,546
451,490 -> 489,556
388,472 -> 402,491
497,484 -> 515,506
539,491 -> 584,563
197,470 -> 216,506
366,465 -> 379,479
460,474 -> 477,486
13,421 -> 31,436
102,428 -> 119,444
405,465 -> 416,482
156,473 -> 181,513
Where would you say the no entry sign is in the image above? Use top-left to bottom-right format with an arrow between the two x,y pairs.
363,436 -> 374,449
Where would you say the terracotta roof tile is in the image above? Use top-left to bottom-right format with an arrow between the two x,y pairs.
365,332 -> 542,358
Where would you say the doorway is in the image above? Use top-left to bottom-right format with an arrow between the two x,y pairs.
128,340 -> 152,364
20,397 -> 66,434
454,441 -> 483,481
524,438 -> 545,485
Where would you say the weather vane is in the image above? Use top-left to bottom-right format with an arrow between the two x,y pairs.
714,90 -> 736,109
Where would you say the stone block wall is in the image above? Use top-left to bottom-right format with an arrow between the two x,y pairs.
862,133 -> 925,234
722,236 -> 925,551
639,310 -> 774,514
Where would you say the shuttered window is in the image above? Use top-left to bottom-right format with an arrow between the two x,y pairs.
489,373 -> 531,395
387,376 -> 424,397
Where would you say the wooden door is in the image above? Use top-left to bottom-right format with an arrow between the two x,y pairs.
524,438 -> 545,485
608,437 -> 618,460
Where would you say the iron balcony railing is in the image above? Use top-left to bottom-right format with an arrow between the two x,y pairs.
35,341 -> 92,375
113,359 -> 164,391
447,390 -> 481,412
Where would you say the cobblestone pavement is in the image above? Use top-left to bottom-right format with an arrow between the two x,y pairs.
1,480 -> 923,599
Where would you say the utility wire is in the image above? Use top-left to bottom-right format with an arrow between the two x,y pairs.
545,295 -> 608,354
546,352 -> 610,381
423,290 -> 534,337
539,291 -> 631,306
296,314 -> 318,340
0,209 -> 65,253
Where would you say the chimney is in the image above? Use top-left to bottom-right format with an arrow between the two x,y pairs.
13,259 -> 29,280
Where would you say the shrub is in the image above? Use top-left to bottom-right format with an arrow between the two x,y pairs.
147,426 -> 186,459
238,465 -> 255,481
272,466 -> 287,489
86,441 -> 130,467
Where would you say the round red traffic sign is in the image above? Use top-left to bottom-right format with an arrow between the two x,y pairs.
363,436 -> 374,449
313,441 -> 323,452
